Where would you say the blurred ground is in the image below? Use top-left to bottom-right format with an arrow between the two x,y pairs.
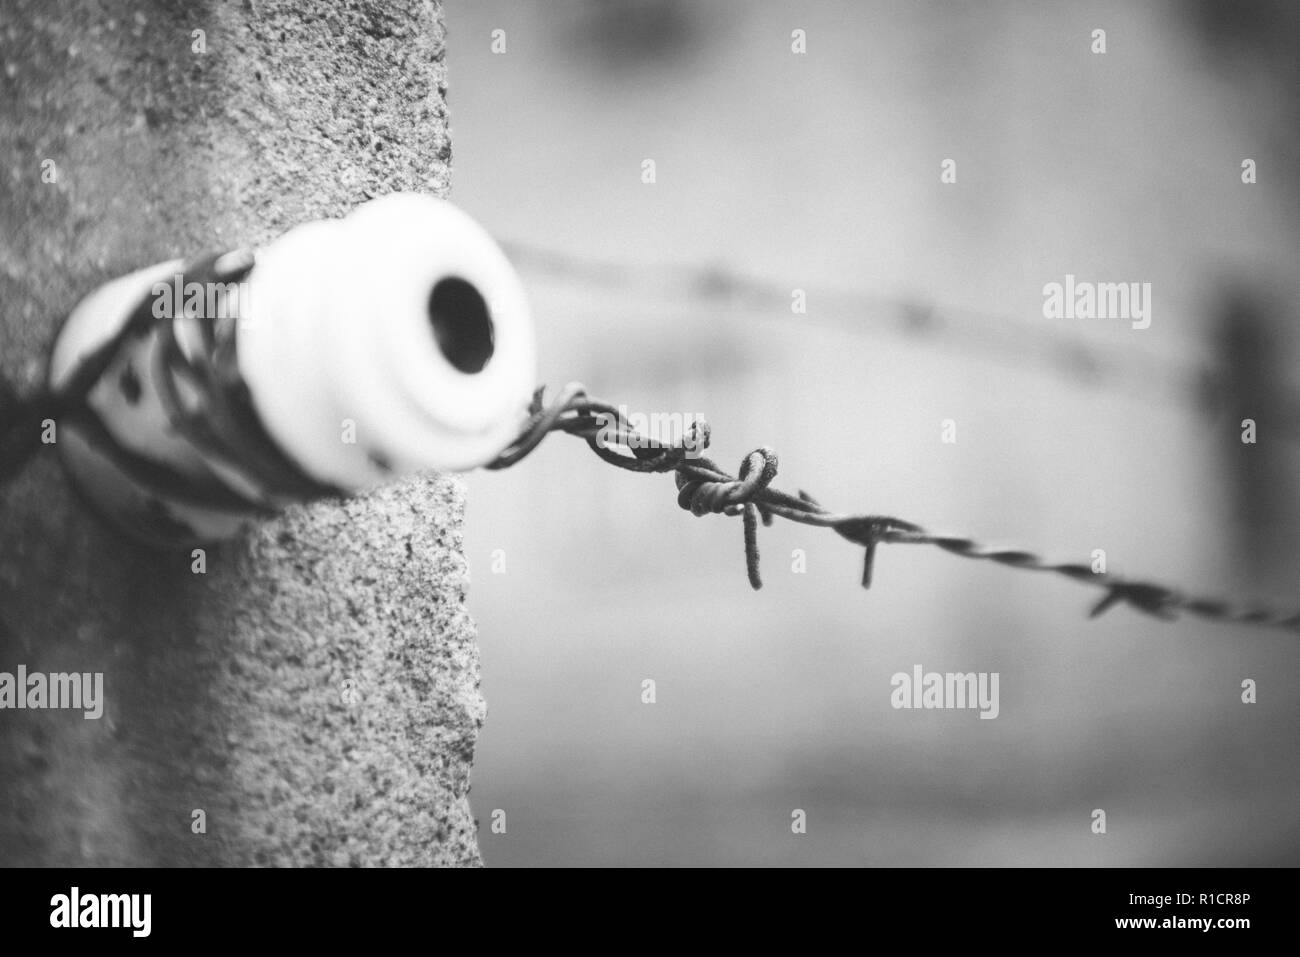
445,0 -> 1300,865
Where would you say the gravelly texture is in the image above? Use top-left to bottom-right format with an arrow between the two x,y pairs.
0,0 -> 483,866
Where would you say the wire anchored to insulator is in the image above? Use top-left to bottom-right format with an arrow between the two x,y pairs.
1,205 -> 1297,633
3,194 -> 537,546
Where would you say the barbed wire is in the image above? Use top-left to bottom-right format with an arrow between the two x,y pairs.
4,307 -> 1298,633
488,381 -> 1300,634
503,240 -> 1300,439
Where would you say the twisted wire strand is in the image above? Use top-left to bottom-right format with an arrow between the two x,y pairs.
488,382 -> 1300,634
149,251 -> 341,503
4,308 -> 1299,634
1,251 -> 340,511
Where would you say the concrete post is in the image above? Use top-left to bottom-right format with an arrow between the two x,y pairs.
0,0 -> 483,866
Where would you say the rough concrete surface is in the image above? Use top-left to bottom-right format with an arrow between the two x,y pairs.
0,0 -> 483,865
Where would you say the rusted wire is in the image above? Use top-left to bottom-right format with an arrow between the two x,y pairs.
489,382 -> 1300,634
4,306 -> 1299,634
0,252 -> 339,511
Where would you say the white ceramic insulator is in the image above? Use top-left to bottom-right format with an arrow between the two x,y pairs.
47,194 -> 536,546
239,193 -> 536,487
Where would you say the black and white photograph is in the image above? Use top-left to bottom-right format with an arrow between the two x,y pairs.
0,0 -> 1296,934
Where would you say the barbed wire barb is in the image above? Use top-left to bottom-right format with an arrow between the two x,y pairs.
489,382 -> 1300,635
4,351 -> 1299,633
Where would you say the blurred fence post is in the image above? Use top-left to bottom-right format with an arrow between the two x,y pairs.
1214,287 -> 1296,586
0,0 -> 483,866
